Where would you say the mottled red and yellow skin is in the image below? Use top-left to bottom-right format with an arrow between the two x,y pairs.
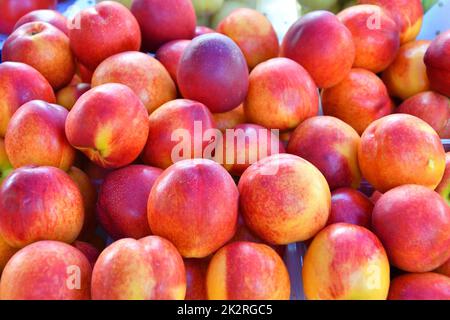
141,99 -> 216,169
244,58 -> 318,131
328,188 -> 374,228
212,104 -> 246,132
388,273 -> 450,300
184,258 -> 209,300
69,1 -> 141,70
0,62 -> 55,137
322,68 -> 393,135
65,83 -> 150,169
148,159 -> 239,258
281,11 -> 355,89
0,0 -> 56,34
194,26 -> 215,37
92,51 -> 176,114
0,166 -> 84,248
131,0 -> 196,52
436,152 -> 450,206
372,185 -> 450,273
338,5 -> 400,73
72,240 -> 100,268
358,0 -> 423,44
155,40 -> 191,83
3,22 -> 75,90
303,223 -> 390,300
424,30 -> 450,97
382,40 -> 431,100
397,91 -> 450,138
56,82 -> 91,111
0,235 -> 17,273
5,100 -> 75,171
67,166 -> 97,240
97,165 -> 162,240
238,154 -> 331,244
91,236 -> 186,300
14,9 -> 69,35
219,123 -> 286,176
435,259 -> 450,278
358,114 -> 446,192
217,8 -> 279,69
0,241 -> 91,300
206,241 -> 290,300
287,116 -> 361,190
0,139 -> 13,183
230,214 -> 286,258
178,33 -> 249,113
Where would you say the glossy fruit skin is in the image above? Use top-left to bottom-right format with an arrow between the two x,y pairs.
303,223 -> 390,300
178,33 -> 249,113
69,1 -> 141,70
0,62 -> 56,137
0,166 -> 84,248
206,241 -> 291,300
372,185 -> 450,273
281,10 -> 355,88
14,9 -> 69,35
0,0 -> 57,34
147,159 -> 239,258
131,0 -> 196,52
0,240 -> 92,300
424,30 -> 450,97
388,273 -> 450,300
328,188 -> 374,228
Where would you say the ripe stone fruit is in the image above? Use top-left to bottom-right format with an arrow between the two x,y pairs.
328,188 -> 374,229
91,236 -> 186,300
424,30 -> 450,97
0,166 -> 84,248
178,33 -> 249,113
337,4 -> 400,73
185,258 -> 209,300
147,159 -> 239,258
219,123 -> 286,176
281,11 -> 355,88
69,1 -> 141,70
14,9 -> 69,35
3,21 -> 75,90
244,57 -> 318,131
141,99 -> 216,170
72,240 -> 100,268
358,0 -> 424,44
67,166 -> 97,240
303,223 -> 390,300
0,61 -> 55,137
358,114 -> 446,192
155,40 -> 191,83
372,185 -> 450,273
238,154 -> 331,244
131,0 -> 196,52
0,139 -> 13,183
382,40 -> 431,100
321,68 -> 393,135
0,235 -> 17,273
388,273 -> 450,300
397,91 -> 450,138
0,0 -> 57,34
206,241 -> 291,300
56,83 -> 91,111
436,152 -> 450,206
0,240 -> 91,300
217,8 -> 279,69
5,100 -> 76,171
97,165 -> 163,240
213,104 -> 246,132
287,116 -> 362,190
65,83 -> 149,169
92,51 -> 176,114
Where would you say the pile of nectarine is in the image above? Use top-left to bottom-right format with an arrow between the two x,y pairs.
0,0 -> 449,301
